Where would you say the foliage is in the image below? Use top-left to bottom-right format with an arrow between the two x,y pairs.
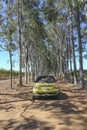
0,0 -> 87,88
0,68 -> 19,78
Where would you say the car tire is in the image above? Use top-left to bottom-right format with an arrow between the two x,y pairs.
56,93 -> 60,99
58,93 -> 60,99
32,93 -> 37,100
32,93 -> 35,101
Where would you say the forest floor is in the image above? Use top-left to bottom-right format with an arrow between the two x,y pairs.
0,78 -> 87,130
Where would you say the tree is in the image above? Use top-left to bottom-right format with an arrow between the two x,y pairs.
0,0 -> 87,89
0,0 -> 17,88
17,0 -> 23,86
75,0 -> 85,88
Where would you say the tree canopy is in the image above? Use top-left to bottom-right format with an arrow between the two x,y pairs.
0,0 -> 87,88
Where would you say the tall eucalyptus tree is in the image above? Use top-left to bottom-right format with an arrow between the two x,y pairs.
22,0 -> 49,80
67,2 -> 78,84
17,0 -> 23,86
1,0 -> 86,88
76,1 -> 84,87
0,0 -> 17,88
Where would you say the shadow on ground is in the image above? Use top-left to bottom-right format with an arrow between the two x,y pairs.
3,118 -> 55,130
0,81 -> 87,130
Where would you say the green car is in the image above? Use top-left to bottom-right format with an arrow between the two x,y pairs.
32,76 -> 60,99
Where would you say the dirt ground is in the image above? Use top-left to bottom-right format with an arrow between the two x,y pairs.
0,79 -> 87,130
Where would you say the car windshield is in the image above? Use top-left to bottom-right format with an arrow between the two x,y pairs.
35,76 -> 56,83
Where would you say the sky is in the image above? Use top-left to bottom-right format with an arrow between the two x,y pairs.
0,43 -> 87,71
0,46 -> 19,71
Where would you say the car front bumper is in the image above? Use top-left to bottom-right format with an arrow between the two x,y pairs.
32,88 -> 60,97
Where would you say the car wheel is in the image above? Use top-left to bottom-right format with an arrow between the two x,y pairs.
32,94 -> 36,101
56,93 -> 60,99
58,93 -> 60,99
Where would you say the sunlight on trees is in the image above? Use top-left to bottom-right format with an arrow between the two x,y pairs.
0,0 -> 87,89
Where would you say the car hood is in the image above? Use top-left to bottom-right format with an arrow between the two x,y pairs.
35,82 -> 57,88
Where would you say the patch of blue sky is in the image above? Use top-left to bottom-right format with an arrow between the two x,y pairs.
0,47 -> 19,71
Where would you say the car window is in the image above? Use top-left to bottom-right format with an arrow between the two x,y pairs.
36,76 -> 56,83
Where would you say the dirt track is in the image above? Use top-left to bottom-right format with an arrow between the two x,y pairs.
0,80 -> 87,130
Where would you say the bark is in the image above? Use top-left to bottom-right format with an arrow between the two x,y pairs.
6,0 -> 13,89
69,28 -> 73,82
25,47 -> 28,83
76,3 -> 84,88
25,54 -> 27,82
18,0 -> 22,86
71,11 -> 77,84
9,48 -> 13,89
58,43 -> 63,76
66,41 -> 69,78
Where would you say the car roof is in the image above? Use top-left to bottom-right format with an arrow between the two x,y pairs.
36,75 -> 55,79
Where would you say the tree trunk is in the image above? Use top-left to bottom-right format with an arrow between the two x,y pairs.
69,27 -> 73,82
76,4 -> 84,88
69,50 -> 73,81
18,0 -> 22,86
25,47 -> 28,83
71,11 -> 77,84
66,42 -> 69,78
25,60 -> 28,83
9,49 -> 13,89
